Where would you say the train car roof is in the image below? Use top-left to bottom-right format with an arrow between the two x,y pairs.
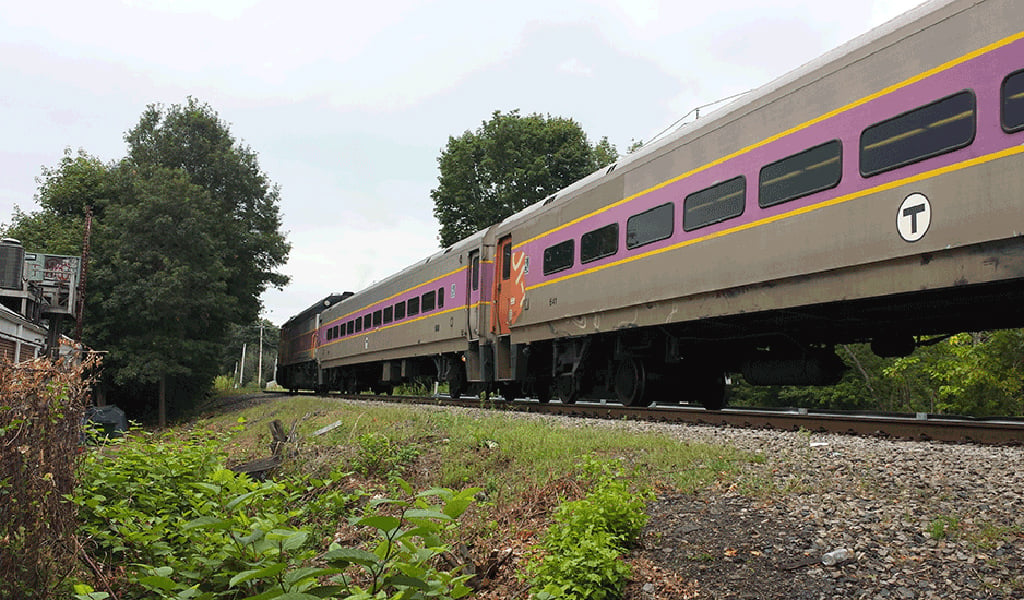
282,292 -> 353,327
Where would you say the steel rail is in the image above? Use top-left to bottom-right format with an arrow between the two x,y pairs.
266,390 -> 1024,445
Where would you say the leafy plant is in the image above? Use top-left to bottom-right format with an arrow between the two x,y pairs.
354,432 -> 420,478
525,459 -> 652,600
315,480 -> 479,599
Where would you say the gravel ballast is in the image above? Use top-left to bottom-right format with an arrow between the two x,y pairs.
620,421 -> 1024,599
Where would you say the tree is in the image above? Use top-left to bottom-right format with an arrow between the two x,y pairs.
2,149 -> 125,254
86,167 -> 232,425
3,99 -> 291,422
431,110 -> 618,247
124,97 -> 290,325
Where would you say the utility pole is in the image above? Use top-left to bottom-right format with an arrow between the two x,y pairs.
257,323 -> 264,389
238,343 -> 246,388
75,206 -> 93,343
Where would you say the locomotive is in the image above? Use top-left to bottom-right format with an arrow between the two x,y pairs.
279,0 -> 1024,409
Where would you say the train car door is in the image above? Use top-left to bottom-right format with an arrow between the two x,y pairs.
492,235 -> 525,335
466,249 -> 481,339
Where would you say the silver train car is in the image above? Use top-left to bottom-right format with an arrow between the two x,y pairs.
280,0 -> 1024,408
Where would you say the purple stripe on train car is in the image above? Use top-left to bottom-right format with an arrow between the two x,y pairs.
518,36 -> 1024,288
322,270 -> 468,343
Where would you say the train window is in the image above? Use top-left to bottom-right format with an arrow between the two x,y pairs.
1002,69 -> 1024,133
471,255 -> 480,291
408,296 -> 420,316
685,176 -> 745,231
363,314 -> 371,329
347,321 -> 354,335
543,240 -> 574,275
437,287 -> 444,309
501,242 -> 512,280
326,327 -> 333,341
355,318 -> 362,333
383,306 -> 393,324
372,310 -> 382,327
627,202 -> 674,249
860,90 -> 975,177
394,301 -> 406,320
759,141 -> 841,208
581,223 -> 618,264
422,290 -> 436,312
331,326 -> 339,339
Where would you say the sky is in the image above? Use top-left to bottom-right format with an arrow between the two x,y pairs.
0,0 -> 925,326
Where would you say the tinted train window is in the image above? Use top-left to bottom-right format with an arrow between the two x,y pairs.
347,321 -> 354,335
372,311 -> 382,327
422,290 -> 436,312
543,240 -> 574,275
355,318 -> 362,333
501,242 -> 512,280
684,177 -> 745,231
383,306 -> 393,324
627,203 -> 674,249
363,315 -> 371,329
408,296 -> 420,316
471,255 -> 480,291
581,223 -> 618,264
437,287 -> 445,309
1002,69 -> 1024,133
759,141 -> 842,208
860,90 -> 975,177
326,327 -> 333,341
394,302 -> 405,320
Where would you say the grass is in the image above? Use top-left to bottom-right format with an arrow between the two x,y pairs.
928,515 -> 960,540
196,395 -> 760,502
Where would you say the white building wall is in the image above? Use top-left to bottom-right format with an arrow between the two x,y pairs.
0,304 -> 46,362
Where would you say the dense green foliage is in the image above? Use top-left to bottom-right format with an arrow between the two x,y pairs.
731,331 -> 1024,416
525,460 -> 652,600
124,99 -> 290,326
2,99 -> 289,419
70,427 -> 475,600
431,109 -> 617,247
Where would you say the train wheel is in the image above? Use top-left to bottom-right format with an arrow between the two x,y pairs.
695,371 -> 727,410
534,379 -> 553,404
445,355 -> 468,399
498,383 -> 520,402
614,357 -> 651,407
557,375 -> 578,405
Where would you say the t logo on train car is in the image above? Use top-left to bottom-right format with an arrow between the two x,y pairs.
897,193 -> 931,242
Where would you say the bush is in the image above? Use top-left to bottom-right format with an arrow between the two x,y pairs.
70,428 -> 476,600
1,355 -> 98,599
525,459 -> 652,600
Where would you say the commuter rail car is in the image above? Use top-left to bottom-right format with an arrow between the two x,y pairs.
279,0 -> 1024,409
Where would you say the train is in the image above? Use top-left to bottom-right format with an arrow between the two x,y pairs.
278,0 -> 1024,410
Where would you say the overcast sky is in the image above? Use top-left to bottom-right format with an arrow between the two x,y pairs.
0,0 -> 924,325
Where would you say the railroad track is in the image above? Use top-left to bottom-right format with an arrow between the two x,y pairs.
265,390 -> 1024,445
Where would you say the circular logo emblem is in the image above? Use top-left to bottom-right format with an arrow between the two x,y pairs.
897,193 -> 931,242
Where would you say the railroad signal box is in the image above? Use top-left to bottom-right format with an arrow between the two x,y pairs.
0,238 -> 81,320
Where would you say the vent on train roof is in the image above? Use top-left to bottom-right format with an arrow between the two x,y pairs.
606,164 -> 617,174
543,194 -> 558,205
